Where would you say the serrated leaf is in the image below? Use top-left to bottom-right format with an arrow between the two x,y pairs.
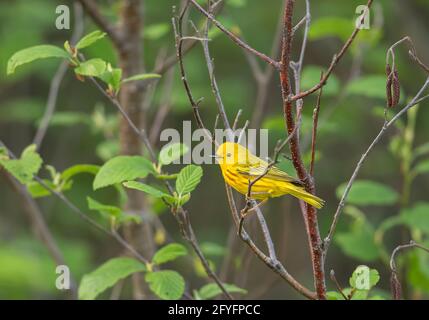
197,283 -> 247,300
152,243 -> 187,265
93,156 -> 154,190
145,270 -> 185,300
75,58 -> 107,77
176,165 -> 203,195
159,143 -> 189,166
122,73 -> 161,83
7,45 -> 70,75
76,30 -> 106,50
0,144 -> 42,184
78,257 -> 146,300
336,180 -> 398,206
123,181 -> 172,200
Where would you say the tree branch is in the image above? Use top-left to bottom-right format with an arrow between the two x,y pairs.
188,0 -> 280,70
279,0 -> 326,299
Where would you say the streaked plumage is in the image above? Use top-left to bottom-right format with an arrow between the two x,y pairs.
216,142 -> 324,209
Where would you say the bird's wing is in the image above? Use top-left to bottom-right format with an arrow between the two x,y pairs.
235,159 -> 303,186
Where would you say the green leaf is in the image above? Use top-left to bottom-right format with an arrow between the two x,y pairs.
7,45 -> 70,75
0,144 -> 42,184
309,17 -> 354,42
336,180 -> 398,206
78,257 -> 146,300
74,58 -> 107,77
122,73 -> 161,83
87,197 -> 121,218
145,270 -> 185,300
349,265 -> 380,291
197,283 -> 247,300
346,75 -> 388,100
400,203 -> 429,234
143,24 -> 170,40
152,243 -> 188,265
326,291 -> 345,300
301,65 -> 340,96
61,164 -> 100,183
123,181 -> 172,199
27,179 -> 72,198
93,156 -> 155,190
99,67 -> 122,92
176,165 -> 203,195
159,143 -> 189,166
76,30 -> 107,50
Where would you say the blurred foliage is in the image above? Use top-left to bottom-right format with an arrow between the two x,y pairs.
1,0 -> 429,300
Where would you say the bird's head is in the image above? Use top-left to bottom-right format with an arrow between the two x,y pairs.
215,142 -> 250,165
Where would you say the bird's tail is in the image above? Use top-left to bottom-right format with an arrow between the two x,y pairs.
286,186 -> 325,209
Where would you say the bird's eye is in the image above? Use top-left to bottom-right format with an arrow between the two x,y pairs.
226,152 -> 232,157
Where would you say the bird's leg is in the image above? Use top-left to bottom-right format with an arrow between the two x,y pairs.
238,198 -> 268,236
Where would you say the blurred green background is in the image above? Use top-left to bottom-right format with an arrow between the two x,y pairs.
1,0 -> 429,299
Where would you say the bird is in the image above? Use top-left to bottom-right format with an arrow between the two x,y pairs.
215,142 -> 324,209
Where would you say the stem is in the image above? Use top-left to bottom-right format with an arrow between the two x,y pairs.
279,0 -> 326,299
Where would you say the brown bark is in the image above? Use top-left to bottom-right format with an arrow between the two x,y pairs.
279,0 -> 326,299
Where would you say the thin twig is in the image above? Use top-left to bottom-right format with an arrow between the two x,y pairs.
324,77 -> 429,258
309,73 -> 324,176
225,183 -> 316,299
291,0 -> 374,101
329,270 -> 348,300
188,0 -> 280,70
0,141 -> 150,265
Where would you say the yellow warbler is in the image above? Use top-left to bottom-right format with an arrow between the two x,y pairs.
216,142 -> 324,209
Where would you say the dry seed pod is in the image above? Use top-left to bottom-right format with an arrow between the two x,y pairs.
386,63 -> 393,108
392,70 -> 401,107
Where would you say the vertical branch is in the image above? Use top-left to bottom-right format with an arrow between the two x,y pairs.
279,0 -> 326,299
309,73 -> 323,176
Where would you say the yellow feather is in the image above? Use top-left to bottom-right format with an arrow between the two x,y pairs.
216,142 -> 325,209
